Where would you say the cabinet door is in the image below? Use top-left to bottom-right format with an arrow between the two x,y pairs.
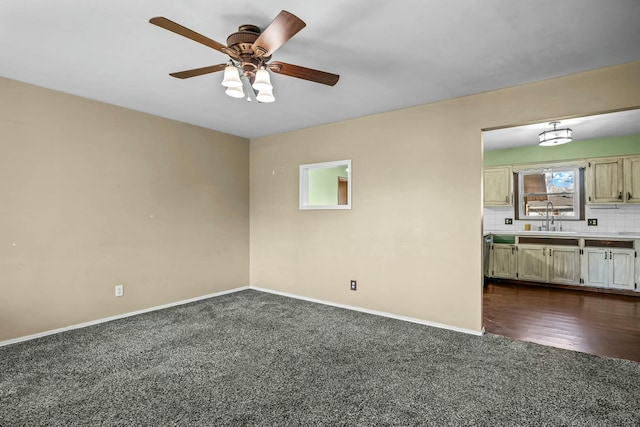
623,155 -> 640,204
583,248 -> 608,287
587,157 -> 623,203
484,166 -> 512,206
517,245 -> 547,282
548,247 -> 580,285
492,244 -> 516,279
609,249 -> 636,290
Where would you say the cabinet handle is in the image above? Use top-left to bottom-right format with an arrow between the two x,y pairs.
628,192 -> 632,201
605,251 -> 607,260
512,246 -> 515,254
505,195 -> 509,203
543,248 -> 546,256
610,251 -> 612,259
549,249 -> 552,257
618,192 -> 623,200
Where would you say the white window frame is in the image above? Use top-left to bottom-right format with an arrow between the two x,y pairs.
299,159 -> 352,210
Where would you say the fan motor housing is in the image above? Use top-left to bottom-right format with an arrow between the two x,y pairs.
226,25 -> 260,54
226,24 -> 272,75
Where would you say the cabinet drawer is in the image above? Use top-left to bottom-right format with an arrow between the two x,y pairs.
584,239 -> 634,249
518,237 -> 579,246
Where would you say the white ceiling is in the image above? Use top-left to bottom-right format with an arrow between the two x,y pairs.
483,108 -> 640,151
1,0 -> 639,140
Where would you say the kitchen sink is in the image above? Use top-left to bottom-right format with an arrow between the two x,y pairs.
492,235 -> 516,244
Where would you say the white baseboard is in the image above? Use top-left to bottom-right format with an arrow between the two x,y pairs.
0,286 -> 250,347
1,285 -> 482,347
250,286 -> 483,336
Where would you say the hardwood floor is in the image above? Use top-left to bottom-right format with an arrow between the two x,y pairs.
483,281 -> 640,362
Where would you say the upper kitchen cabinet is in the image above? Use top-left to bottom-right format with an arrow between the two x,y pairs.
587,157 -> 623,203
587,155 -> 640,204
623,155 -> 640,203
484,166 -> 512,206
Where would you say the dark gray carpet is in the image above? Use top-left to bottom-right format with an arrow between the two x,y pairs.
1,290 -> 639,426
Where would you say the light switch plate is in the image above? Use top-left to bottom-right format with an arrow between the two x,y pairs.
587,218 -> 598,226
505,218 -> 513,225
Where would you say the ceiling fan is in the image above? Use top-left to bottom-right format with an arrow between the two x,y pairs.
149,10 -> 339,102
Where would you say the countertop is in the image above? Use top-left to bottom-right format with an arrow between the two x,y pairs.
484,230 -> 640,240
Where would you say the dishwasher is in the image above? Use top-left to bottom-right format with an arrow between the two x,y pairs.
483,234 -> 492,279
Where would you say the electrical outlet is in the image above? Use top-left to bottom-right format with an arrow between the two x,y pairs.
115,285 -> 124,297
587,218 -> 598,226
350,280 -> 357,291
504,218 -> 513,225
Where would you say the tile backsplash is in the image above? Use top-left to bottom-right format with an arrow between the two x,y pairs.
484,204 -> 640,233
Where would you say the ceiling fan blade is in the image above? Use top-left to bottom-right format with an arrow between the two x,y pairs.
149,17 -> 227,53
169,64 -> 228,79
251,10 -> 306,58
268,61 -> 339,86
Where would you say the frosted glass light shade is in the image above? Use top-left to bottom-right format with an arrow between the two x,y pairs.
539,122 -> 572,146
252,67 -> 273,91
222,64 -> 243,88
256,89 -> 275,103
225,86 -> 245,98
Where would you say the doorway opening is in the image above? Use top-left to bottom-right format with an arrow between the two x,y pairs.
481,109 -> 640,361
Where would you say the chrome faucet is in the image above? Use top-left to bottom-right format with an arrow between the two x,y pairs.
545,201 -> 554,231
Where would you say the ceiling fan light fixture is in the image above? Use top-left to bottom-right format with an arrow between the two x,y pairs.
252,67 -> 273,91
256,89 -> 275,103
539,121 -> 572,146
222,63 -> 243,88
150,11 -> 339,106
225,85 -> 245,99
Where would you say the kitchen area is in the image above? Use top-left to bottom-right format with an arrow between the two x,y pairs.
483,110 -> 640,292
482,109 -> 640,361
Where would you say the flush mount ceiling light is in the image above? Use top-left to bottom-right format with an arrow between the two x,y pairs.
539,121 -> 573,146
149,10 -> 340,104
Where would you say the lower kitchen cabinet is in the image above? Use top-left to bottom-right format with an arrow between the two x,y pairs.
548,247 -> 581,285
516,245 -> 581,285
516,245 -> 547,282
491,244 -> 517,279
486,234 -> 637,291
582,248 -> 636,290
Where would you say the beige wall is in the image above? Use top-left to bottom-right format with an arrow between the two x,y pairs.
0,77 -> 250,341
2,61 -> 639,342
250,61 -> 640,333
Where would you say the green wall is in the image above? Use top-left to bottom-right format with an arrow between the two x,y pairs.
308,166 -> 348,205
483,134 -> 640,167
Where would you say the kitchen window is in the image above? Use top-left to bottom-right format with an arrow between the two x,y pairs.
515,167 -> 585,220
